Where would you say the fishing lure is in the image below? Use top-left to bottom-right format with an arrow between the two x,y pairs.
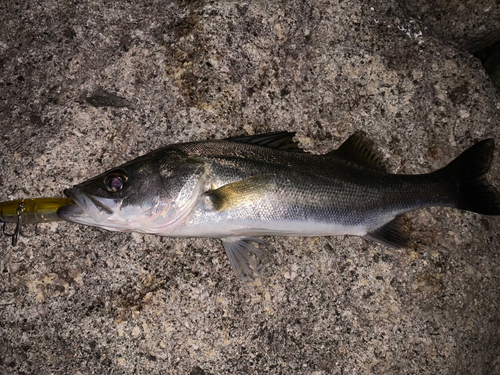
1,198 -> 74,246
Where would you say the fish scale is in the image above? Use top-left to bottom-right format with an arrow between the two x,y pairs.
186,151 -> 447,226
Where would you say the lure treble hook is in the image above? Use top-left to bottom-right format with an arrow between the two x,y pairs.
2,202 -> 37,246
1,197 -> 74,247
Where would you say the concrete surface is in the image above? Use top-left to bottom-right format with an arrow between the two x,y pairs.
1,1 -> 500,374
476,40 -> 500,90
403,0 -> 500,53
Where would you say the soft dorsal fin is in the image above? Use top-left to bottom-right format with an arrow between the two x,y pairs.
328,131 -> 387,171
226,131 -> 305,152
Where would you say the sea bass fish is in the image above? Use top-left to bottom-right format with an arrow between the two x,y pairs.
57,131 -> 500,277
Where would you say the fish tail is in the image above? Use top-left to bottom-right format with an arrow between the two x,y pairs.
442,138 -> 500,215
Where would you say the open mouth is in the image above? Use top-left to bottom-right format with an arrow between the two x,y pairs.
57,187 -> 117,224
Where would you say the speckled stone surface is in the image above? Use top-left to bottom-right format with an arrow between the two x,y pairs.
403,0 -> 500,53
1,1 -> 500,374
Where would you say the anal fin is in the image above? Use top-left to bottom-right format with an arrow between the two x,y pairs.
221,237 -> 272,280
363,216 -> 408,249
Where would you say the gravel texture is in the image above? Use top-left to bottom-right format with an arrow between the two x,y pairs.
1,1 -> 500,374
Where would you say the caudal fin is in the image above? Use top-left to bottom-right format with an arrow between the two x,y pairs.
443,138 -> 500,215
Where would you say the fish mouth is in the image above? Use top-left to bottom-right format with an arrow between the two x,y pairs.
57,187 -> 117,224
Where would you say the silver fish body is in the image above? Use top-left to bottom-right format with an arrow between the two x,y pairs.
58,131 -> 500,277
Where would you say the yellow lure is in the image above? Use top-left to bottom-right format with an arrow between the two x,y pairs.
0,198 -> 75,224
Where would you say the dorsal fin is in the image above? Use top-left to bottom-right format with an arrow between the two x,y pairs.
226,131 -> 305,152
328,131 -> 387,171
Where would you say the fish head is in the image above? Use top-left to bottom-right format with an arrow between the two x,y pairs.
58,149 -> 206,233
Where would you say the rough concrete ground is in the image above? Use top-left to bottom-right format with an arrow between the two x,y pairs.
475,40 -> 500,89
402,0 -> 500,53
402,0 -> 500,90
1,0 -> 500,374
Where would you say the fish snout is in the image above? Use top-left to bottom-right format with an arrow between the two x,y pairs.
61,187 -> 116,223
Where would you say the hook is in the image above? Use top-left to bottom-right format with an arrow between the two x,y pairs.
2,202 -> 38,246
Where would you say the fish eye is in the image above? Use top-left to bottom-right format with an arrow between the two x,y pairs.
103,172 -> 128,192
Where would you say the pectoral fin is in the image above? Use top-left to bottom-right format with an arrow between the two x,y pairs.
207,175 -> 274,211
363,216 -> 408,249
221,237 -> 272,280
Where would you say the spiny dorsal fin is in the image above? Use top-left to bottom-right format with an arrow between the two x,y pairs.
207,175 -> 274,211
226,131 -> 305,152
363,216 -> 408,249
328,131 -> 387,171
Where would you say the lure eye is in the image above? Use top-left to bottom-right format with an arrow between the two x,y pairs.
104,172 -> 127,192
